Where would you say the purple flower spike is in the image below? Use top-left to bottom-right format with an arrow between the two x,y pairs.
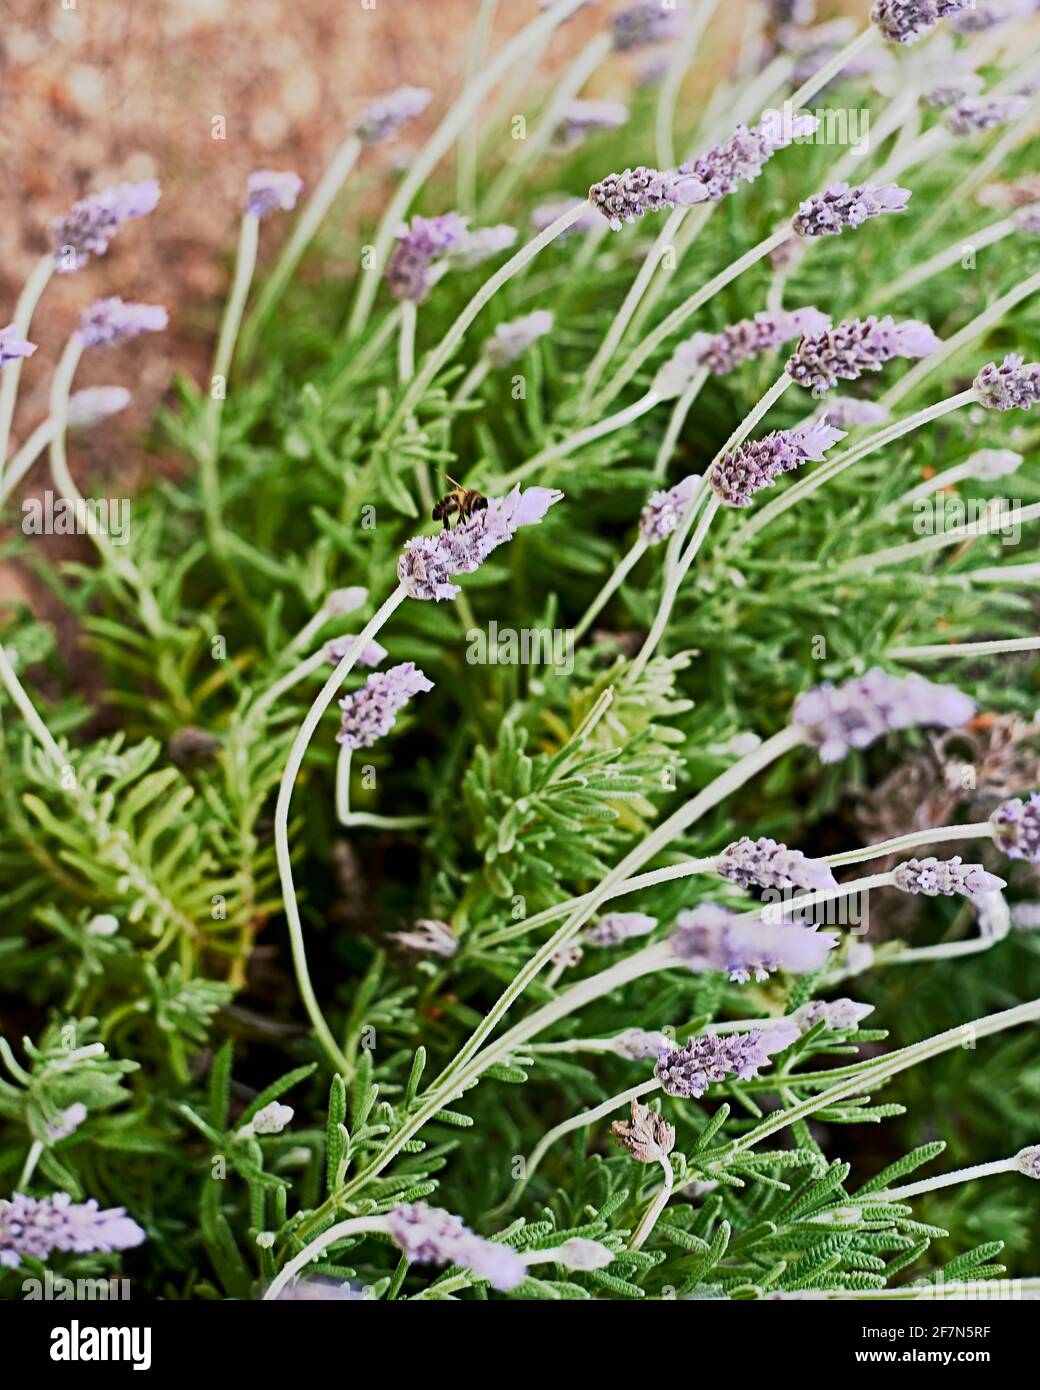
681,306 -> 831,377
946,95 -> 1030,136
612,1 -> 688,51
708,421 -> 846,508
792,182 -> 910,238
67,386 -> 132,428
584,911 -> 657,945
385,212 -> 469,302
787,316 -> 940,393
0,1192 -> 145,1268
990,794 -> 1040,862
871,0 -> 974,46
718,836 -> 838,893
51,180 -> 161,272
0,326 -> 37,368
588,165 -> 706,231
794,997 -> 875,1031
793,668 -> 975,763
974,354 -> 1040,411
398,485 -> 562,601
893,856 -> 1006,899
354,86 -> 432,146
951,0 -> 1034,32
386,1202 -> 524,1291
654,1029 -> 785,1098
79,298 -> 168,350
245,170 -> 303,218
676,112 -> 819,205
670,904 -> 837,982
639,475 -> 701,542
482,310 -> 554,368
336,662 -> 433,749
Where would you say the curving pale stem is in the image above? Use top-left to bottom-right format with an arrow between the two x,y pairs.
0,418 -> 53,506
655,0 -> 722,170
629,1152 -> 675,1251
481,32 -> 613,222
238,137 -> 362,367
589,228 -> 791,416
881,265 -> 1040,411
572,536 -> 649,643
873,216 -> 1019,308
841,501 -> 1040,574
875,1155 -> 1029,1203
379,204 -> 590,445
730,1002 -> 1040,1159
335,744 -> 430,830
786,27 -> 879,111
887,635 -> 1040,661
0,254 -> 54,489
494,391 -> 662,489
653,368 -> 708,480
274,587 -> 407,1075
264,1216 -> 389,1300
48,338 -> 165,637
0,642 -> 66,767
729,389 -> 978,553
344,0 -> 590,338
201,212 -> 260,546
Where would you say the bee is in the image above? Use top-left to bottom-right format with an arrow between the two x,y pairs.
432,473 -> 488,529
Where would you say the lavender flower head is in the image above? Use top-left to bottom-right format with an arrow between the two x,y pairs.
974,354 -> 1040,411
398,485 -> 562,601
717,835 -> 838,893
245,170 -> 303,218
67,386 -> 132,428
556,99 -> 629,147
787,316 -> 941,393
0,1192 -> 145,1268
385,212 -> 469,302
389,919 -> 458,958
615,1028 -> 673,1060
817,396 -> 890,429
792,182 -> 910,238
51,179 -> 161,271
324,634 -> 387,669
945,95 -> 1030,136
589,165 -> 706,231
584,911 -> 657,945
922,73 -> 984,109
967,448 -> 1022,480
354,86 -> 432,145
386,1202 -> 524,1291
639,475 -> 701,542
612,1 -> 688,51
654,1029 -> 786,1098
0,327 -> 37,368
792,668 -> 974,763
670,904 -> 837,982
708,421 -> 846,508
679,306 -> 831,378
951,0 -> 1035,32
482,310 -> 554,368
1015,204 -> 1040,234
1015,1146 -> 1040,1179
871,0 -> 974,46
336,662 -> 433,749
676,111 -> 819,205
892,856 -> 1006,900
612,1098 -> 675,1161
79,298 -> 168,350
447,224 -> 518,270
989,793 -> 1040,862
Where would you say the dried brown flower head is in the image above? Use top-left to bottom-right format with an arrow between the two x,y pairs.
611,1098 -> 675,1163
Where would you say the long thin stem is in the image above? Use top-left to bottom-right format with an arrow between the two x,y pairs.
0,418 -> 53,507
877,1156 -> 1022,1203
381,204 -> 591,447
274,586 -> 407,1074
786,27 -> 879,112
654,0 -> 721,170
481,32 -> 613,222
238,137 -> 362,367
344,0 -> 590,338
572,537 -> 648,643
629,1153 -> 675,1251
265,1216 -> 389,1299
842,501 -> 1040,573
205,212 -> 260,518
874,216 -> 1018,308
0,254 -> 54,488
335,744 -> 430,830
0,642 -> 67,767
590,228 -> 791,416
495,392 -> 660,489
653,368 -> 708,480
888,636 -> 1040,660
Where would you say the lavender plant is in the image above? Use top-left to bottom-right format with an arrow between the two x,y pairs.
2,0 -> 1040,1305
